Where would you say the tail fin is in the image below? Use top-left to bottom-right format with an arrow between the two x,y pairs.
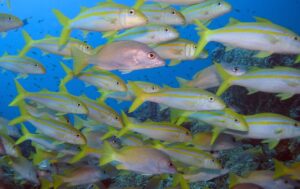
19,30 -> 34,56
53,175 -> 64,189
9,101 -> 31,126
176,77 -> 190,88
133,0 -> 145,9
273,159 -> 288,179
173,174 -> 190,189
15,124 -> 32,145
99,141 -> 116,166
194,20 -> 210,57
296,55 -> 300,64
228,173 -> 240,189
117,111 -> 132,137
9,80 -> 28,106
128,82 -> 148,113
40,178 -> 53,189
215,63 -> 234,96
52,9 -> 72,47
70,145 -> 102,163
176,112 -> 190,125
59,62 -> 74,91
71,46 -> 89,75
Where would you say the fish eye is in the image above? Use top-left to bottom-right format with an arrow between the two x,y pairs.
171,10 -> 176,14
233,66 -> 239,72
147,52 -> 156,59
185,131 -> 190,135
76,134 -> 80,138
234,118 -> 239,123
8,17 -> 11,21
116,81 -> 120,85
218,2 -> 222,6
209,97 -> 215,102
210,150 -> 214,154
129,9 -> 135,15
115,116 -> 119,120
152,86 -> 155,90
164,28 -> 169,32
294,36 -> 298,41
294,122 -> 298,127
86,45 -> 89,49
193,45 -> 197,49
284,180 -> 289,184
168,162 -> 174,167
77,103 -> 81,107
34,63 -> 38,67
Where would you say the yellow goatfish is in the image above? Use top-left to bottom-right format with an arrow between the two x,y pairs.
100,141 -> 177,175
117,112 -> 192,143
273,159 -> 300,180
53,1 -> 147,46
195,17 -> 300,63
19,30 -> 93,57
9,80 -> 89,115
128,82 -> 226,113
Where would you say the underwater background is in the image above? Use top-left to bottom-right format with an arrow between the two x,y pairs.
1,0 -> 300,189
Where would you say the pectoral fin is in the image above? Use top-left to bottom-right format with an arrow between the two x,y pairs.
262,139 -> 279,149
276,93 -> 294,100
247,88 -> 259,95
211,127 -> 225,145
254,51 -> 272,58
169,60 -> 181,66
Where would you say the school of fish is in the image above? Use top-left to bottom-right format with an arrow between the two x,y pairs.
0,0 -> 299,189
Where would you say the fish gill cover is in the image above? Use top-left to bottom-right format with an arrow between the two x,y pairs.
0,0 -> 300,189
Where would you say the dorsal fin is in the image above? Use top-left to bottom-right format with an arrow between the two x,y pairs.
228,18 -> 240,26
254,16 -> 272,24
80,6 -> 88,13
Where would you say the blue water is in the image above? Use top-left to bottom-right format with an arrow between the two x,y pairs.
0,0 -> 300,121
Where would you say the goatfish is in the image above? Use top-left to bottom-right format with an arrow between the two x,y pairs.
0,117 -> 21,138
226,113 -> 300,149
173,168 -> 228,187
0,133 -> 22,157
9,156 -> 40,185
195,17 -> 300,62
15,124 -> 79,154
117,112 -> 192,143
52,166 -> 108,189
59,62 -> 127,94
104,81 -> 161,102
105,24 -> 179,45
140,3 -> 185,25
153,142 -> 221,169
53,1 -> 148,46
176,63 -> 247,89
181,0 -> 232,24
9,101 -> 87,145
9,80 -> 89,115
153,38 -> 208,66
24,101 -> 69,124
128,82 -> 226,113
100,141 -> 177,175
135,0 -> 209,7
0,13 -> 23,33
215,63 -> 300,100
0,54 -> 45,78
79,97 -> 124,129
229,170 -> 295,189
19,30 -> 93,57
274,159 -> 300,180
192,132 -> 239,152
175,108 -> 248,144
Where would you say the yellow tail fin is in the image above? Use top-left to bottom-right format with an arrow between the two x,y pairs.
99,141 -> 116,166
19,30 -> 34,56
52,9 -> 71,47
9,80 -> 28,107
273,159 -> 288,179
128,82 -> 148,113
